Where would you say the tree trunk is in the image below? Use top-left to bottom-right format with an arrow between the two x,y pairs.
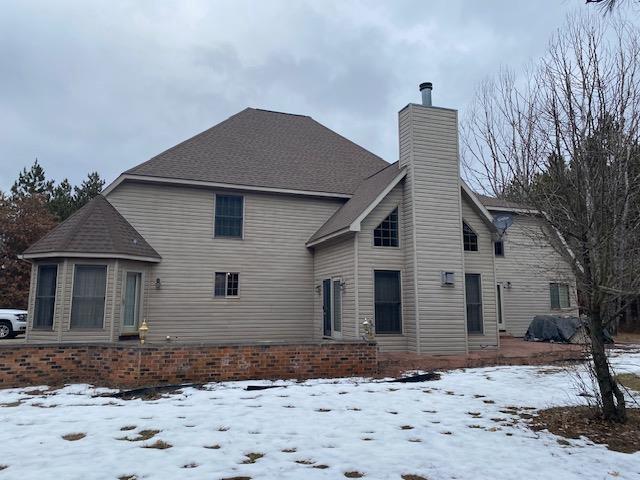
589,311 -> 627,422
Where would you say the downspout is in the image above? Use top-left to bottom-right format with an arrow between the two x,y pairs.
354,232 -> 360,339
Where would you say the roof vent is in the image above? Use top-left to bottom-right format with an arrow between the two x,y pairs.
419,82 -> 433,107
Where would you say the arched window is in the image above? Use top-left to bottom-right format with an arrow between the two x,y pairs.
463,222 -> 478,251
374,208 -> 399,247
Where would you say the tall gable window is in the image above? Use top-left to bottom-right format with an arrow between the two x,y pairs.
550,283 -> 570,309
374,208 -> 399,247
215,195 -> 243,238
463,222 -> 478,251
34,265 -> 58,329
71,265 -> 107,329
215,272 -> 239,297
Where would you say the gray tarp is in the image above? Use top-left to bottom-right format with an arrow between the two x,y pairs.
524,315 -> 585,343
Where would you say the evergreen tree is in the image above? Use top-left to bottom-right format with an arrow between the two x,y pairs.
73,171 -> 104,209
49,178 -> 75,221
10,159 -> 54,199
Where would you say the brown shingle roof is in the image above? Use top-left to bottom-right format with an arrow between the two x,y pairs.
23,195 -> 160,261
307,163 -> 405,245
125,108 -> 389,195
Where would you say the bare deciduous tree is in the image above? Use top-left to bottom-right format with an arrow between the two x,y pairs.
463,15 -> 640,422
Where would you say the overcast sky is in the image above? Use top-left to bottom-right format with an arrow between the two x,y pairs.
0,0 -> 614,191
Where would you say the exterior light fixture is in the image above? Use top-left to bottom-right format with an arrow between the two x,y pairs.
361,318 -> 375,341
155,278 -> 161,289
138,318 -> 149,345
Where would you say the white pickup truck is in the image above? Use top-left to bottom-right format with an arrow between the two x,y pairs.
0,309 -> 27,339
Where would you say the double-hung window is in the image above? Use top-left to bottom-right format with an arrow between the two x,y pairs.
70,265 -> 107,329
550,283 -> 570,309
34,265 -> 58,329
215,272 -> 239,297
215,195 -> 243,238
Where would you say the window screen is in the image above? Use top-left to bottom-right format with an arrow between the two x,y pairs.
215,272 -> 239,297
550,283 -> 570,309
215,195 -> 243,238
34,265 -> 57,329
374,208 -> 399,247
70,265 -> 107,329
463,222 -> 478,251
374,270 -> 402,333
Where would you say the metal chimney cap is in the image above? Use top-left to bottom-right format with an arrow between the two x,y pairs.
419,82 -> 433,91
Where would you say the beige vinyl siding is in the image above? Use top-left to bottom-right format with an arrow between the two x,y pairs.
494,214 -> 578,337
312,234 -> 356,340
357,183 -> 408,351
461,195 -> 498,350
107,181 -> 344,343
399,104 -> 467,354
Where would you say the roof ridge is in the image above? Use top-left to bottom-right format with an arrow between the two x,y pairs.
250,108 -> 310,118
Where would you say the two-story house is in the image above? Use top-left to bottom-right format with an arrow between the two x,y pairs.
21,84 -> 577,354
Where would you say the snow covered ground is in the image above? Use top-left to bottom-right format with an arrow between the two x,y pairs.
1,349 -> 639,480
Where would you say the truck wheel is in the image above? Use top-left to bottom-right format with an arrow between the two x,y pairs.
0,321 -> 13,339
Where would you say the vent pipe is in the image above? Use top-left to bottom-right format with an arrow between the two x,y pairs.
419,82 -> 433,107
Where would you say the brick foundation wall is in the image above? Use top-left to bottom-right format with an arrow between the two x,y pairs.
0,341 -> 378,389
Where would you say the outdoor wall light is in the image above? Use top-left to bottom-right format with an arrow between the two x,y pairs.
506,281 -> 512,289
155,278 -> 162,289
138,318 -> 149,345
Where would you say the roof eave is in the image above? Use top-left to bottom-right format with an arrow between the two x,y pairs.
103,173 -> 353,199
19,252 -> 162,263
460,181 -> 499,233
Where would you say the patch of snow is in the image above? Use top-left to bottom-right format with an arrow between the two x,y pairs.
0,349 -> 638,480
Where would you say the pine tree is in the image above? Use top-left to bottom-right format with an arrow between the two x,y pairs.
10,159 -> 54,199
73,171 -> 104,209
49,179 -> 75,221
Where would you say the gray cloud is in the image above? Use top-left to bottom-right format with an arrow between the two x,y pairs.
0,0 -> 590,191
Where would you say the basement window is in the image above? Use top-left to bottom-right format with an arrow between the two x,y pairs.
463,222 -> 478,251
215,272 -> 239,297
374,208 -> 399,247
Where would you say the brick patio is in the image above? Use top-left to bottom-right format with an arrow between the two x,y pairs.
378,336 -> 586,377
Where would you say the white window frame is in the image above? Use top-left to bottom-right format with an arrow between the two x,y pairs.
213,272 -> 240,298
372,206 -> 401,249
33,263 -> 59,331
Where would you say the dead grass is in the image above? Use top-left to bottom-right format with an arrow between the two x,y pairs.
616,373 -> 640,391
344,472 -> 365,478
295,459 -> 315,465
529,406 -> 640,453
400,425 -> 414,430
221,477 -> 251,480
142,440 -> 172,450
204,444 -> 221,449
242,452 -> 265,464
182,463 -> 198,468
118,429 -> 160,442
0,401 -> 22,408
313,464 -> 330,469
120,425 -> 136,431
0,465 -> 7,471
281,448 -> 297,453
614,332 -> 640,343
117,476 -> 137,480
402,475 -> 429,480
62,433 -> 86,441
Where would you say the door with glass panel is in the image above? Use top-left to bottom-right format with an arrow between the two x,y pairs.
122,272 -> 142,333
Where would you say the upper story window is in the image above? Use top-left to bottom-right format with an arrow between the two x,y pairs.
550,283 -> 570,309
34,264 -> 58,329
215,272 -> 239,297
494,240 -> 504,256
374,208 -> 399,247
463,222 -> 478,251
215,194 -> 243,238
